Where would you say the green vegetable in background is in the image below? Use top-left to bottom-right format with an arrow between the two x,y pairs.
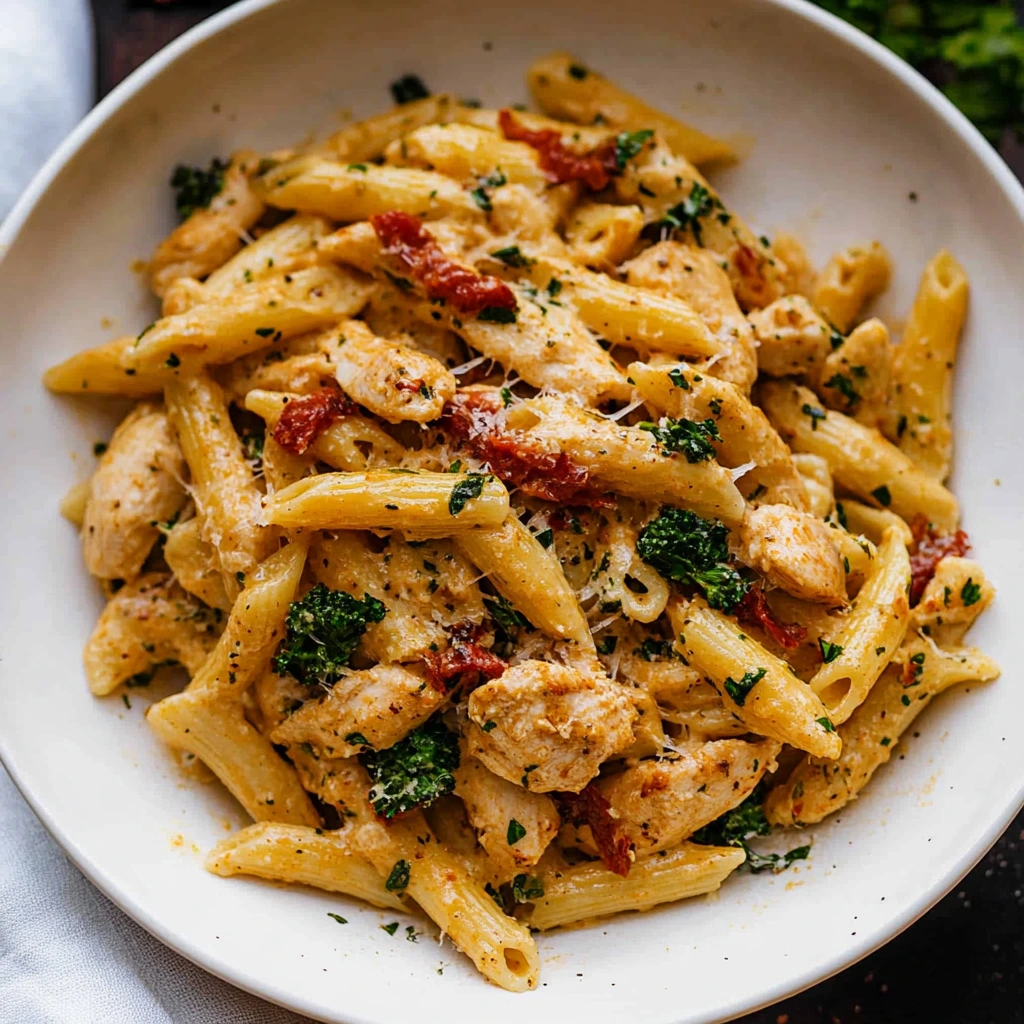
814,1 -> 1024,143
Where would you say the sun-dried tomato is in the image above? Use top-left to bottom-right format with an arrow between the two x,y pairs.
370,211 -> 517,315
442,391 -> 613,507
271,387 -> 355,455
736,587 -> 807,650
555,785 -> 632,877
425,642 -> 506,693
498,109 -> 619,191
909,515 -> 970,606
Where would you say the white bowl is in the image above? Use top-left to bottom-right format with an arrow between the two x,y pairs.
2,1 -> 1022,1021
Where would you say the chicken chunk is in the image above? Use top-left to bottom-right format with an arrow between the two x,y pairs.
83,573 -> 222,696
466,660 -> 638,793
82,402 -> 187,581
271,662 -> 444,757
595,737 -> 779,856
455,750 -> 560,879
748,295 -> 835,377
333,319 -> 457,423
737,503 -> 847,606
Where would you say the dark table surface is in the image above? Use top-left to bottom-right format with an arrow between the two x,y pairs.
90,3 -> 1024,1021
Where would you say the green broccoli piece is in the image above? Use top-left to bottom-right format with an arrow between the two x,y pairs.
639,417 -> 722,462
692,783 -> 810,873
273,584 -> 386,686
170,158 -> 227,221
361,716 -> 460,818
636,507 -> 749,612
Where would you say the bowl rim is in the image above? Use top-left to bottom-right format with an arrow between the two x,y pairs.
3,1 -> 1023,1021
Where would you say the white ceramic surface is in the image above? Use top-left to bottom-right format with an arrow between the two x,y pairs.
1,1 -> 1022,1021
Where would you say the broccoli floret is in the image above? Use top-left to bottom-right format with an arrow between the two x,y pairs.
639,417 -> 722,462
636,507 -> 749,612
273,584 -> 386,686
170,158 -> 227,221
361,716 -> 460,818
692,783 -> 809,874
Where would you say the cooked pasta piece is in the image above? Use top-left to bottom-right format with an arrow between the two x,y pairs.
792,453 -> 834,518
812,241 -> 892,333
147,688 -> 320,826
261,469 -> 510,533
759,380 -> 959,531
892,250 -> 969,479
526,52 -> 735,166
207,822 -> 404,910
166,372 -> 277,585
628,359 -> 809,509
624,242 -> 759,391
527,842 -> 745,930
565,201 -> 644,270
43,335 -> 165,397
766,646 -> 999,827
454,515 -> 592,646
668,597 -> 842,759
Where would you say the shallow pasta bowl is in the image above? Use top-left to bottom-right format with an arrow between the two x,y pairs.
1,0 -> 1023,1021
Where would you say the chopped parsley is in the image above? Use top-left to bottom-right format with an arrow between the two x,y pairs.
723,667 -> 767,706
477,306 -> 517,324
381,921 -> 400,936
568,63 -> 589,79
535,528 -> 554,549
449,473 -> 490,515
385,859 -> 411,892
511,874 -> 544,902
636,507 -> 749,612
614,129 -> 654,169
667,367 -> 691,390
871,484 -> 892,507
546,278 -> 563,298
470,170 -> 507,211
490,245 -> 533,268
165,353 -> 181,369
596,635 -> 618,655
170,158 -> 227,221
92,441 -> 108,457
692,783 -> 810,873
639,417 -> 722,462
327,912 -> 348,925
816,716 -> 836,733
485,594 -> 530,634
961,578 -> 982,606
818,638 -> 844,664
507,819 -> 527,845
390,74 -> 430,104
344,731 -> 369,747
801,403 -> 827,430
824,372 -> 861,406
656,182 -> 721,246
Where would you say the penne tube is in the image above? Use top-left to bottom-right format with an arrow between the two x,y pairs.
125,265 -> 371,374
759,380 -> 959,531
565,201 -> 645,270
147,689 -> 320,826
811,241 -> 892,333
355,813 -> 540,992
261,470 -> 510,533
766,646 -> 1000,827
386,123 -> 548,188
243,388 -> 405,470
835,498 -> 912,546
507,394 -> 746,523
43,336 -> 164,397
254,155 -> 478,220
455,514 -> 592,646
166,372 -> 277,584
499,253 -> 721,358
806,527 -> 911,724
207,822 -> 404,910
526,52 -> 734,166
527,843 -> 745,930
629,360 -> 809,510
892,250 -> 969,480
667,596 -> 842,759
59,478 -> 91,527
185,537 -> 309,700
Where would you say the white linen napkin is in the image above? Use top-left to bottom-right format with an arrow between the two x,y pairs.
0,3 -> 308,1020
